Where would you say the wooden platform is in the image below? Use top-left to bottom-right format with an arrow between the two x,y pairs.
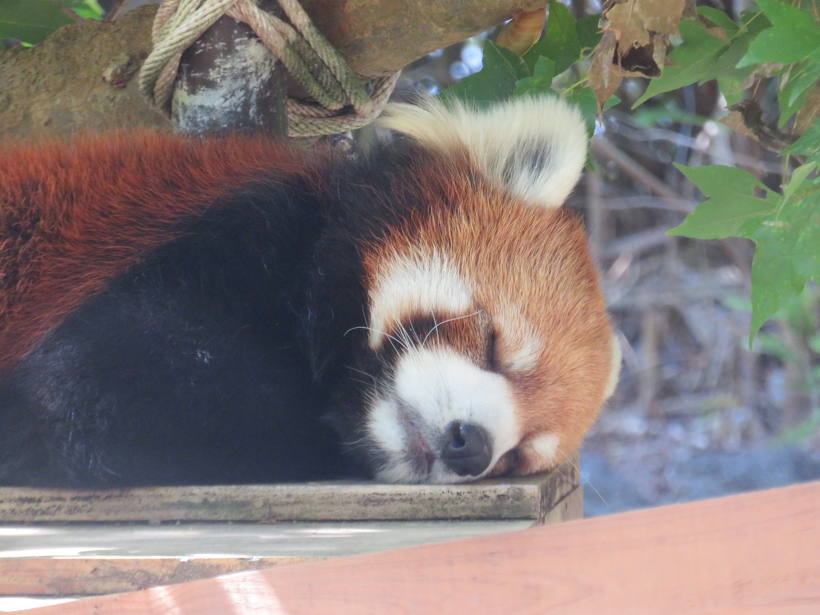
0,455 -> 581,601
0,453 -> 579,524
18,479 -> 820,615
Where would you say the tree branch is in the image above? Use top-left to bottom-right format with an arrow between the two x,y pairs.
0,0 -> 543,140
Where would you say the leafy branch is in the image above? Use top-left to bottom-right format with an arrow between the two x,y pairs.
649,0 -> 820,343
443,0 -> 820,345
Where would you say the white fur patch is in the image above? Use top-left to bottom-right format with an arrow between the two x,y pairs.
368,398 -> 405,455
368,253 -> 473,349
495,311 -> 542,373
522,433 -> 560,467
604,333 -> 622,399
507,337 -> 542,373
378,96 -> 588,208
367,347 -> 521,483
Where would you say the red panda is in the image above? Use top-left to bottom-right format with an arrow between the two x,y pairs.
0,96 -> 621,487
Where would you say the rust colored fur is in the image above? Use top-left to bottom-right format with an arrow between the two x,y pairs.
361,150 -> 612,476
0,133 -> 322,373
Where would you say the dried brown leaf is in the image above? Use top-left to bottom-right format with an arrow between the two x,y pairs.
720,110 -> 759,143
605,0 -> 685,51
496,9 -> 547,56
588,30 -> 624,111
595,0 -> 686,89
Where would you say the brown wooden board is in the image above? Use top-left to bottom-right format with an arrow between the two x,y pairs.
22,480 -> 820,615
0,454 -> 578,524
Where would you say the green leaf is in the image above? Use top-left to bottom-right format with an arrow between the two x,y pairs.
782,162 -> 818,203
778,58 -> 820,127
783,117 -> 820,164
786,56 -> 820,107
738,0 -> 820,66
780,192 -> 820,281
716,74 -> 750,106
746,194 -> 820,343
713,25 -> 762,76
634,20 -> 726,107
751,0 -> 818,30
441,41 -> 528,105
668,164 -> 776,238
576,15 -> 602,50
565,87 -> 598,136
0,0 -> 74,44
70,0 -> 103,20
523,2 -> 580,75
697,6 -> 739,35
513,56 -> 555,98
714,9 -> 771,103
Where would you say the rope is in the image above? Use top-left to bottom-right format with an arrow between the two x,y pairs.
139,0 -> 399,137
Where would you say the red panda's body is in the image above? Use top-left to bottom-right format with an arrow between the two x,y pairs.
0,97 -> 620,487
0,134 -> 324,375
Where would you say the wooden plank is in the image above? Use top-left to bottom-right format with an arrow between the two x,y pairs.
541,484 -> 582,526
0,454 -> 578,524
26,480 -> 820,615
0,557 -> 302,598
0,597 -> 76,612
0,520 -> 531,596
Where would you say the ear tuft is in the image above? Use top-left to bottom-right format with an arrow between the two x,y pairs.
378,96 -> 588,207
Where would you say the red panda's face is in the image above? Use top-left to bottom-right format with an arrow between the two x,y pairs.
354,96 -> 621,484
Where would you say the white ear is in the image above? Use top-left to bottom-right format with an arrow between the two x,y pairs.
378,96 -> 588,208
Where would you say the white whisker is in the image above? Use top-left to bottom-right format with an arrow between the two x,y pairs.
422,310 -> 484,347
345,325 -> 406,350
566,455 -> 608,509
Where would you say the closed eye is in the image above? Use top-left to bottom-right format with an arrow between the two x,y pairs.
486,327 -> 500,373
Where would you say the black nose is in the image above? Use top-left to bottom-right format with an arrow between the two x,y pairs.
440,422 -> 493,477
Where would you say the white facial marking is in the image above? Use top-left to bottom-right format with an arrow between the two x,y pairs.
368,398 -> 405,455
506,336 -> 541,372
522,433 -> 560,469
378,96 -> 588,208
367,347 -> 521,483
368,253 -> 473,348
495,312 -> 542,373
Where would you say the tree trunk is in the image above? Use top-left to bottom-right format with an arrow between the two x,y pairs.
0,0 -> 544,140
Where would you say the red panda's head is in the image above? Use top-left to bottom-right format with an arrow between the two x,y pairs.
350,97 -> 621,483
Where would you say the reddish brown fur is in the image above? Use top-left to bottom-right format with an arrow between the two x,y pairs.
362,150 -> 612,475
0,132 -> 322,374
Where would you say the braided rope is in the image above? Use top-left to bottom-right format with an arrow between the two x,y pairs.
139,0 -> 399,136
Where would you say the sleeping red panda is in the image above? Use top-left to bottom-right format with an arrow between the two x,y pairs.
0,96 -> 621,487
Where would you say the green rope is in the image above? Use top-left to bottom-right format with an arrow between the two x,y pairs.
139,0 -> 399,136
